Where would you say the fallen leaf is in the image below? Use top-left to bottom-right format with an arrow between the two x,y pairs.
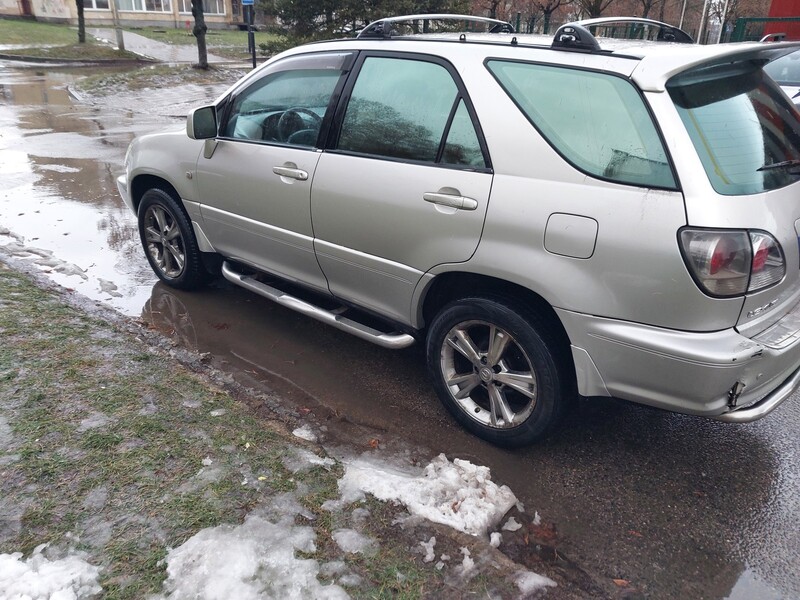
613,579 -> 630,587
628,530 -> 643,537
299,407 -> 312,415
531,522 -> 558,544
368,438 -> 380,449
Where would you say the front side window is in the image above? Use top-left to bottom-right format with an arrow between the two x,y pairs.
337,56 -> 487,168
669,64 -> 800,195
487,60 -> 676,189
222,54 -> 350,147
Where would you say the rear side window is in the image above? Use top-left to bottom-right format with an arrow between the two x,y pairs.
486,60 -> 676,189
337,56 -> 488,168
668,64 -> 800,195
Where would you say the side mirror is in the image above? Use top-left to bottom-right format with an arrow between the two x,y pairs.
186,106 -> 217,140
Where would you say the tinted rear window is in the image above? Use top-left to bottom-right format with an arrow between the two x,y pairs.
668,63 -> 800,195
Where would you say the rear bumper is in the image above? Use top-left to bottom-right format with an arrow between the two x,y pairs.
557,306 -> 800,421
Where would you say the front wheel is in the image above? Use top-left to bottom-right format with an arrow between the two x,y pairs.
138,188 -> 208,290
426,297 -> 571,447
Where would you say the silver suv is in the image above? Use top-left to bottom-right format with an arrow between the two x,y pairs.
118,15 -> 800,446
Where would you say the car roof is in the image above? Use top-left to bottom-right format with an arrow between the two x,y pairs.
266,17 -> 800,94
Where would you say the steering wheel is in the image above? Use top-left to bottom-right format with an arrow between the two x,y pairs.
277,107 -> 323,142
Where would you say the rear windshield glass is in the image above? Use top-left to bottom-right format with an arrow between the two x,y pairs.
668,63 -> 800,195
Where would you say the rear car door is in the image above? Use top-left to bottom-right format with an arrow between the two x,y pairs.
195,52 -> 354,292
311,53 -> 493,324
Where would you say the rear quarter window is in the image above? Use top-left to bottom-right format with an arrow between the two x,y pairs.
486,60 -> 676,189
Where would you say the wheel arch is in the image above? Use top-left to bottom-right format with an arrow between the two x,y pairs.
420,271 -> 574,367
130,174 -> 182,215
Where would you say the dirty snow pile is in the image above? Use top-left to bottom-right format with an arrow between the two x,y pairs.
334,452 -> 518,537
156,509 -> 348,599
0,544 -> 101,599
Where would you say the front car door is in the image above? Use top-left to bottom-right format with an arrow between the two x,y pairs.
195,51 -> 354,292
311,53 -> 493,324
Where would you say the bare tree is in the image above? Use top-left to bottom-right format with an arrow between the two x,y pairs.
535,0 -> 569,33
577,0 -> 615,17
191,0 -> 209,69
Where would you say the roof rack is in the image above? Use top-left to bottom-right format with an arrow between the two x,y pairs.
357,14 -> 515,39
551,23 -> 601,52
573,17 -> 694,43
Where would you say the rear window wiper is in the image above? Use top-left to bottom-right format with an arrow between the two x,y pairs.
757,159 -> 800,172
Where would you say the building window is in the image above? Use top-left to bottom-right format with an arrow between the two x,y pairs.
116,0 -> 172,11
179,0 -> 224,15
83,0 -> 110,9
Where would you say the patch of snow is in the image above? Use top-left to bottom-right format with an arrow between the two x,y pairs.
501,516 -> 522,532
338,573 -> 363,587
435,561 -> 445,570
0,545 -> 102,599
490,532 -> 502,548
533,511 -> 541,526
332,529 -> 375,555
282,447 -> 335,473
350,507 -> 370,526
292,425 -> 318,443
98,278 -> 122,298
319,560 -> 347,577
202,457 -> 213,466
440,553 -> 450,561
157,512 -> 349,600
337,453 -> 517,537
209,408 -> 227,417
458,547 -> 475,573
515,570 -> 557,594
420,536 -> 436,563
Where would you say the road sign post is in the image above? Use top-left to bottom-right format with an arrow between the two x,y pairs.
242,0 -> 256,68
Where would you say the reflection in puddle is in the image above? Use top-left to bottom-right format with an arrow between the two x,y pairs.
0,65 -> 229,314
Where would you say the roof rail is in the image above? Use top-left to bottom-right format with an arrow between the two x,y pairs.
551,23 -> 601,52
761,32 -> 787,42
358,14 -> 515,39
574,17 -> 694,43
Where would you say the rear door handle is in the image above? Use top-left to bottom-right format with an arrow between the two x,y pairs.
423,192 -> 478,211
273,165 -> 308,181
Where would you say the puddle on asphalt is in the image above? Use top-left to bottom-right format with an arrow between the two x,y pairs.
0,64 -> 229,314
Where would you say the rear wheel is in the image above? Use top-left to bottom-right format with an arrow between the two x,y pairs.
138,188 -> 208,290
426,297 -> 570,447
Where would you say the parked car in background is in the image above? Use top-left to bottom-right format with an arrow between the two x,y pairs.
119,15 -> 800,446
765,48 -> 800,106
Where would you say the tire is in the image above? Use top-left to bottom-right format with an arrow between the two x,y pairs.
138,188 -> 209,290
426,296 -> 571,447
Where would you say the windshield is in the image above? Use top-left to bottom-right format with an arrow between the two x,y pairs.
668,63 -> 800,195
764,50 -> 800,86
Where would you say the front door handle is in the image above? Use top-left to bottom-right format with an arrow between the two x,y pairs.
273,165 -> 308,181
423,192 -> 478,211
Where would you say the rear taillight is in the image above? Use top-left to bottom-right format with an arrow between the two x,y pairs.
680,229 -> 785,297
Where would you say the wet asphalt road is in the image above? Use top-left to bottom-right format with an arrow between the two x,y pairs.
1,63 -> 798,600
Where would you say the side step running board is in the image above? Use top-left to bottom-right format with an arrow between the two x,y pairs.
221,261 -> 416,350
